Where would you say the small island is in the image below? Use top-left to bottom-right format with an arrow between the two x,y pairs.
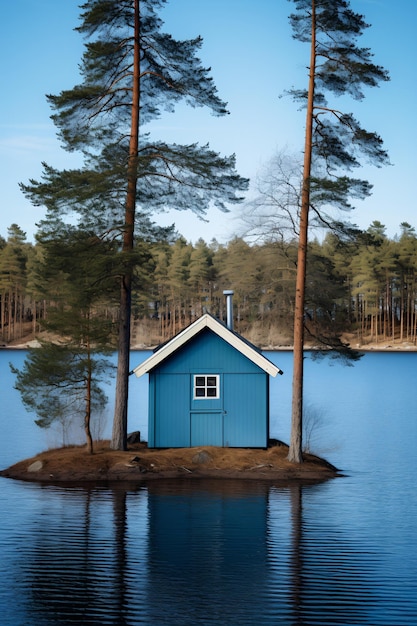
0,440 -> 340,485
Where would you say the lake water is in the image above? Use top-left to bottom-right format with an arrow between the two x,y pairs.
1,349 -> 417,625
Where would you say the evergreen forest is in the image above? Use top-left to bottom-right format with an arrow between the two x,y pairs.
2,219 -> 417,350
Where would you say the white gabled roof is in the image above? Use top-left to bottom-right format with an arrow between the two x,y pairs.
133,314 -> 282,378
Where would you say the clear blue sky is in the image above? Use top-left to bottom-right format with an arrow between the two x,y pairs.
0,0 -> 415,243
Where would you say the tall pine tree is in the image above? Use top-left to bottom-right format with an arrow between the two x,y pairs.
21,0 -> 248,450
287,0 -> 390,462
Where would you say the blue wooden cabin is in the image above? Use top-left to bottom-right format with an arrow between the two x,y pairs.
133,313 -> 282,448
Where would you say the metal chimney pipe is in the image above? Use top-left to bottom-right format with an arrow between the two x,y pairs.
223,290 -> 234,330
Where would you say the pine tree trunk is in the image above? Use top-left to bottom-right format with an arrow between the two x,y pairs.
288,0 -> 316,464
0,292 -> 4,340
111,0 -> 140,450
400,284 -> 404,341
112,276 -> 131,450
7,291 -> 12,342
84,340 -> 94,454
32,299 -> 37,336
85,356 -> 94,455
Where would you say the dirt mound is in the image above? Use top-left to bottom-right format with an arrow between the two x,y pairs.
0,440 -> 340,484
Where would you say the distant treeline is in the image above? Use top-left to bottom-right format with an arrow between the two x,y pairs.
1,220 -> 417,347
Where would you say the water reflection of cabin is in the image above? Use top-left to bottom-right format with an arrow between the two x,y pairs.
133,302 -> 283,448
146,481 -> 271,620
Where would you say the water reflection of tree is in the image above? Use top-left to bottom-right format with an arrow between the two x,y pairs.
24,487 -> 104,626
112,488 -> 128,625
287,483 -> 377,625
18,485 -> 146,625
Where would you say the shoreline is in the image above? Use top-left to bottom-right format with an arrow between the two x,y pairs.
0,441 -> 341,485
3,340 -> 417,352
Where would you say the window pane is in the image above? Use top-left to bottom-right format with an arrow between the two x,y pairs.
194,374 -> 219,399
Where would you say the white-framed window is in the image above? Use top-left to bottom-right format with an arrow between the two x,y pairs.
193,375 -> 220,399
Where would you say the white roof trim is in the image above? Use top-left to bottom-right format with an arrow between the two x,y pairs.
133,314 -> 282,378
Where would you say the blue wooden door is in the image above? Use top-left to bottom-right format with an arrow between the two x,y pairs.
190,412 -> 223,446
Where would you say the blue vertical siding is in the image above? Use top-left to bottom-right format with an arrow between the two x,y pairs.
148,376 -> 156,447
156,329 -> 262,375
